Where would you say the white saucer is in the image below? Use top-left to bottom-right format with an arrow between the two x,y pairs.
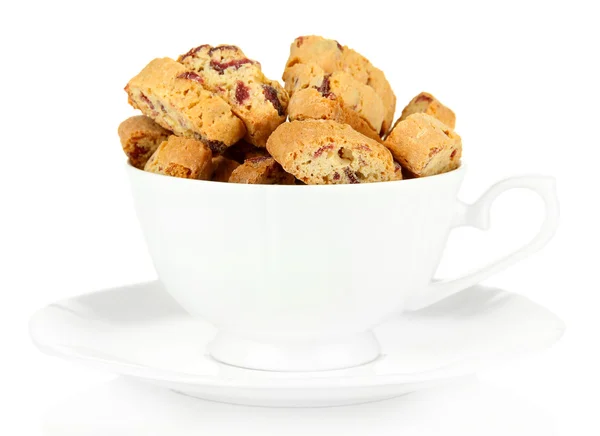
30,281 -> 564,407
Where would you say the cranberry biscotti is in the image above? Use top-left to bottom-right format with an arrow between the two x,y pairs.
267,120 -> 397,184
283,36 -> 396,136
178,45 -> 289,147
125,58 -> 247,154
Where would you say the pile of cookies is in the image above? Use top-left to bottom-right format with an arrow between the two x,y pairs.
118,36 -> 462,184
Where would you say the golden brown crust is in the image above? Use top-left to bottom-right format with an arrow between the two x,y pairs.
398,92 -> 456,129
287,88 -> 382,142
125,58 -> 246,153
284,64 -> 385,135
266,120 -> 396,185
228,156 -> 295,184
284,36 -> 396,135
118,116 -> 171,168
178,45 -> 288,147
144,136 -> 213,180
384,113 -> 462,177
211,156 -> 241,182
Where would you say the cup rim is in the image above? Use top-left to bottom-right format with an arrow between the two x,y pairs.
126,160 -> 466,189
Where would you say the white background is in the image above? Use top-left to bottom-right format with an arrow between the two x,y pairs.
1,0 -> 599,434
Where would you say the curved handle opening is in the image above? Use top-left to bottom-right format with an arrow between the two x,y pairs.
405,176 -> 559,311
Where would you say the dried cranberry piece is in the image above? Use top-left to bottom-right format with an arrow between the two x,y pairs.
357,144 -> 371,152
313,144 -> 334,158
180,44 -> 210,60
210,58 -> 254,74
344,167 -> 360,184
316,74 -> 334,99
177,71 -> 204,84
335,40 -> 343,51
139,93 -> 154,110
333,172 -> 341,181
262,85 -> 285,116
296,36 -> 306,47
415,94 -> 433,103
206,140 -> 227,154
450,149 -> 457,160
235,81 -> 250,104
428,147 -> 440,158
208,45 -> 241,55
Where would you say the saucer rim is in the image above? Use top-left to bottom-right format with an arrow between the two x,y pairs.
29,282 -> 565,389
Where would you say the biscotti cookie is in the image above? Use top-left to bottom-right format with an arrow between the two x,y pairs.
384,113 -> 461,177
211,156 -> 240,182
222,140 -> 270,163
398,92 -> 456,129
178,44 -> 288,147
287,87 -> 381,142
144,136 -> 213,180
283,36 -> 396,135
267,120 -> 396,184
118,116 -> 171,168
228,156 -> 295,185
285,65 -> 385,139
125,58 -> 246,154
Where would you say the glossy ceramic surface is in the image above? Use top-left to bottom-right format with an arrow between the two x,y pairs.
126,165 -> 559,370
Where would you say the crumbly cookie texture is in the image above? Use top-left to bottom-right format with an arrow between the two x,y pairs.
228,156 -> 295,184
211,156 -> 240,182
222,140 -> 270,163
118,116 -> 171,168
144,136 -> 213,180
398,92 -> 456,129
284,35 -> 396,135
384,113 -> 462,177
125,57 -> 246,154
285,65 -> 385,139
178,44 -> 288,147
267,120 -> 397,185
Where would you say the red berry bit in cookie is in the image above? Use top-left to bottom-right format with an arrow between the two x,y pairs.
177,71 -> 204,84
415,94 -> 434,103
179,44 -> 210,61
205,139 -> 228,154
235,81 -> 250,104
262,85 -> 285,116
314,143 -> 335,158
210,58 -> 255,74
316,74 -> 334,99
344,167 -> 360,184
139,93 -> 154,111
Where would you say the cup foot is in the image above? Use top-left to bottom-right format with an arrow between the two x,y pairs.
208,331 -> 381,372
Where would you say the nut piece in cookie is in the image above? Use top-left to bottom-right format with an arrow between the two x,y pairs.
118,116 -> 171,168
228,156 -> 295,185
284,35 -> 396,135
222,140 -> 270,163
178,44 -> 289,147
266,120 -> 397,185
384,113 -> 461,177
211,156 -> 240,182
144,136 -> 213,180
398,92 -> 456,130
125,58 -> 246,154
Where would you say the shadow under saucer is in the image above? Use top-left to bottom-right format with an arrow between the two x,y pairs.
43,376 -> 557,436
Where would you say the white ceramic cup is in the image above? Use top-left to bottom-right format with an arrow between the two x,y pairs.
126,164 -> 559,371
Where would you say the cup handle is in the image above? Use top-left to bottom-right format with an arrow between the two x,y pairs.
405,175 -> 560,311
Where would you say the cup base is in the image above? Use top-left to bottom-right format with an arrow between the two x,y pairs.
208,331 -> 381,372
